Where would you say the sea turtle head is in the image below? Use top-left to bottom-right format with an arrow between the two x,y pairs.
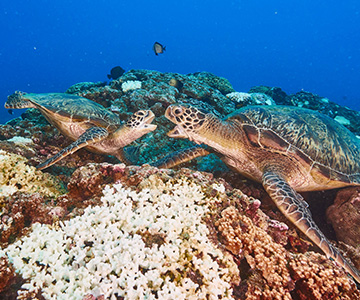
125,109 -> 157,134
164,105 -> 211,142
112,109 -> 157,149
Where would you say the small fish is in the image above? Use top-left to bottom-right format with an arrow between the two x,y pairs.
7,109 -> 13,115
107,66 -> 125,80
169,78 -> 183,91
153,42 -> 166,55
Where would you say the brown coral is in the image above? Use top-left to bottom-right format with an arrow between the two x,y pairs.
216,205 -> 293,299
0,256 -> 16,292
288,252 -> 359,299
0,193 -> 53,244
214,204 -> 359,299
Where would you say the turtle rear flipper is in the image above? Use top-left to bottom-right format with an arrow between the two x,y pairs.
151,146 -> 210,169
121,145 -> 142,165
37,126 -> 109,170
262,170 -> 360,283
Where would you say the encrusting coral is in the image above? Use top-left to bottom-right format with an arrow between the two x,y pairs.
0,150 -> 65,198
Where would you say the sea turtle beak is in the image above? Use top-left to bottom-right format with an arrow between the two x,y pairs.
167,125 -> 188,139
144,124 -> 157,131
142,111 -> 157,131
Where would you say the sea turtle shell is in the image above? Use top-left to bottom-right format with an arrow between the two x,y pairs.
20,93 -> 121,131
227,105 -> 360,185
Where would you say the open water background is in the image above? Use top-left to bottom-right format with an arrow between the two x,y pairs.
1,0 -> 360,123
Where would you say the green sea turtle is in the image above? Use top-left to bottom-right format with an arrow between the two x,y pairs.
153,104 -> 360,283
4,91 -> 157,170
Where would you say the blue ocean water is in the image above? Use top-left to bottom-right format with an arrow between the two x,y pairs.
1,0 -> 360,123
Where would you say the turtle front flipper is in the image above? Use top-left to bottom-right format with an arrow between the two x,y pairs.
151,146 -> 210,169
37,126 -> 109,170
262,170 -> 360,283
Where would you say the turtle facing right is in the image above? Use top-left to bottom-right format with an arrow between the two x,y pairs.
5,91 -> 157,170
153,104 -> 360,283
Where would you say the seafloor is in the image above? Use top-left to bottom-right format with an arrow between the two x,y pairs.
0,69 -> 359,299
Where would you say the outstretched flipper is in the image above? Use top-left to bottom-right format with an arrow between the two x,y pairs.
151,146 -> 210,169
262,170 -> 360,283
37,126 -> 109,170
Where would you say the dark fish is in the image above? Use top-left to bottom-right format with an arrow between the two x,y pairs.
153,42 -> 166,55
169,78 -> 183,91
107,66 -> 125,80
7,109 -> 13,115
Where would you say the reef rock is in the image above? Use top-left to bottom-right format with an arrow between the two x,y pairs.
327,187 -> 360,248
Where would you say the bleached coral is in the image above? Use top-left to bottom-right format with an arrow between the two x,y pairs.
250,92 -> 275,105
2,179 -> 238,300
0,150 -> 64,198
226,92 -> 275,106
6,136 -> 33,145
334,115 -> 351,126
226,92 -> 251,103
121,80 -> 141,93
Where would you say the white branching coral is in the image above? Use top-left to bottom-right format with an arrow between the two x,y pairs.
2,180 -> 237,300
121,80 -> 141,92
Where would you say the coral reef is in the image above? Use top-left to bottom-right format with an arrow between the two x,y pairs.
2,69 -> 360,175
192,71 -> 235,95
1,69 -> 360,299
1,163 -> 359,299
121,80 -> 142,92
66,82 -> 107,94
0,256 -> 16,292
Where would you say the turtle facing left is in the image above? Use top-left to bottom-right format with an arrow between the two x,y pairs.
5,91 -> 157,170
153,104 -> 360,283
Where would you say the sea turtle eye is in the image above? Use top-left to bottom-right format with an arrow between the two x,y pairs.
137,110 -> 146,117
173,107 -> 183,116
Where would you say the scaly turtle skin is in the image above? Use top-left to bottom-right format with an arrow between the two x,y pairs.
5,91 -> 157,170
154,104 -> 360,283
